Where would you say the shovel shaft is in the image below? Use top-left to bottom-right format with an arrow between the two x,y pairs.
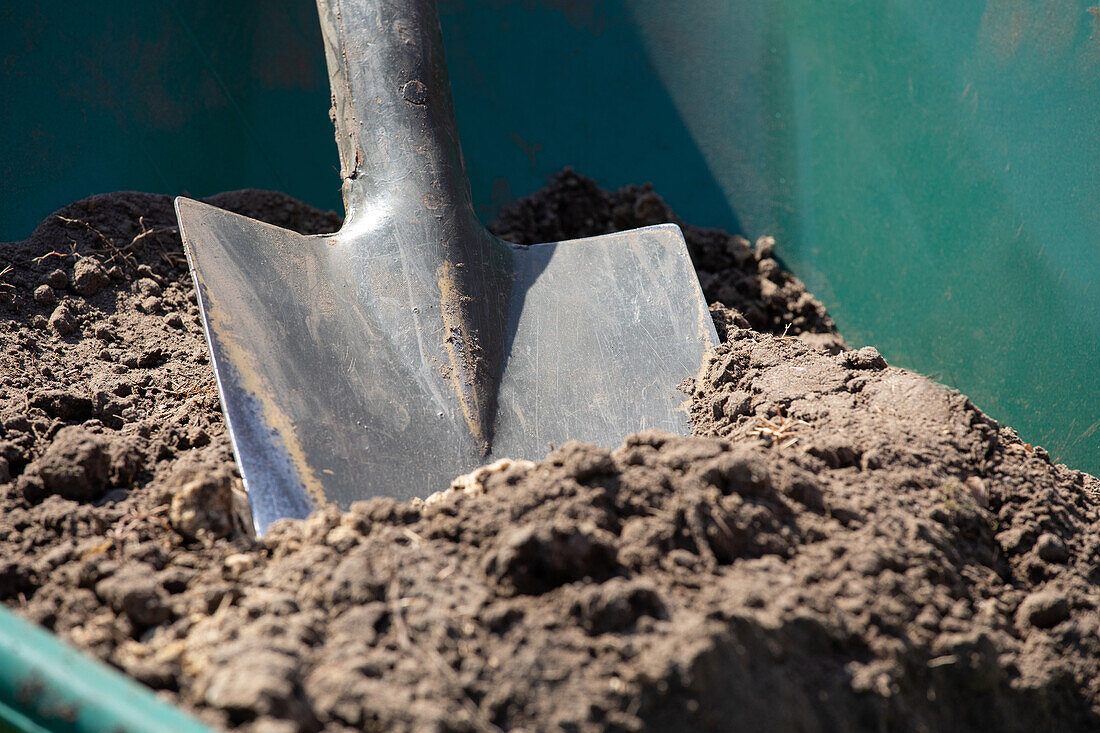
316,0 -> 474,227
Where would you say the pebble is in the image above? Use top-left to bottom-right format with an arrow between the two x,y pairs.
965,476 -> 989,509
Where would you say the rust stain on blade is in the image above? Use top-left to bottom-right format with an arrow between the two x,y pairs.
436,260 -> 490,455
201,290 -> 331,510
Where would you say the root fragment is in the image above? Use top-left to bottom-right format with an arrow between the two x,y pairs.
753,414 -> 812,449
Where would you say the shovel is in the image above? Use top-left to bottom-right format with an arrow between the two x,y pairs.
175,0 -> 717,534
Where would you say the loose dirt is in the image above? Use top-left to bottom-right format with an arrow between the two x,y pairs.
1,171 -> 1097,732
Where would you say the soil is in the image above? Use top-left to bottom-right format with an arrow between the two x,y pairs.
1,170 -> 1098,732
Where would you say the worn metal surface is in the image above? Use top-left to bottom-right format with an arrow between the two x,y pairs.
0,606 -> 212,733
176,0 -> 716,533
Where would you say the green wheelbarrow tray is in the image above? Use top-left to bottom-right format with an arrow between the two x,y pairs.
0,605 -> 211,733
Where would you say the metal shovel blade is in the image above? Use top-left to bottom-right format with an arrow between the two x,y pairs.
176,0 -> 717,533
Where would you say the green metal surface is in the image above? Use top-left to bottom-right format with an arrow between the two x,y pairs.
0,606 -> 212,732
2,0 -> 1097,474
0,2 -> 337,236
633,0 -> 1099,469
0,705 -> 51,733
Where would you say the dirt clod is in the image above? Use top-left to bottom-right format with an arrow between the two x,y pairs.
486,520 -> 620,595
45,268 -> 69,290
169,461 -> 241,541
72,257 -> 111,297
1036,533 -> 1070,564
571,577 -> 666,634
202,649 -> 307,723
1017,591 -> 1072,629
95,565 -> 171,628
33,284 -> 56,307
29,389 -> 94,420
841,345 -> 888,370
48,304 -> 76,335
32,425 -> 111,501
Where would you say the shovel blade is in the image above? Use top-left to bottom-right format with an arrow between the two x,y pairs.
178,197 -> 715,533
499,226 -> 716,448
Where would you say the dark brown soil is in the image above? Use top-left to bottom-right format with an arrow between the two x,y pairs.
1,172 -> 1098,732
